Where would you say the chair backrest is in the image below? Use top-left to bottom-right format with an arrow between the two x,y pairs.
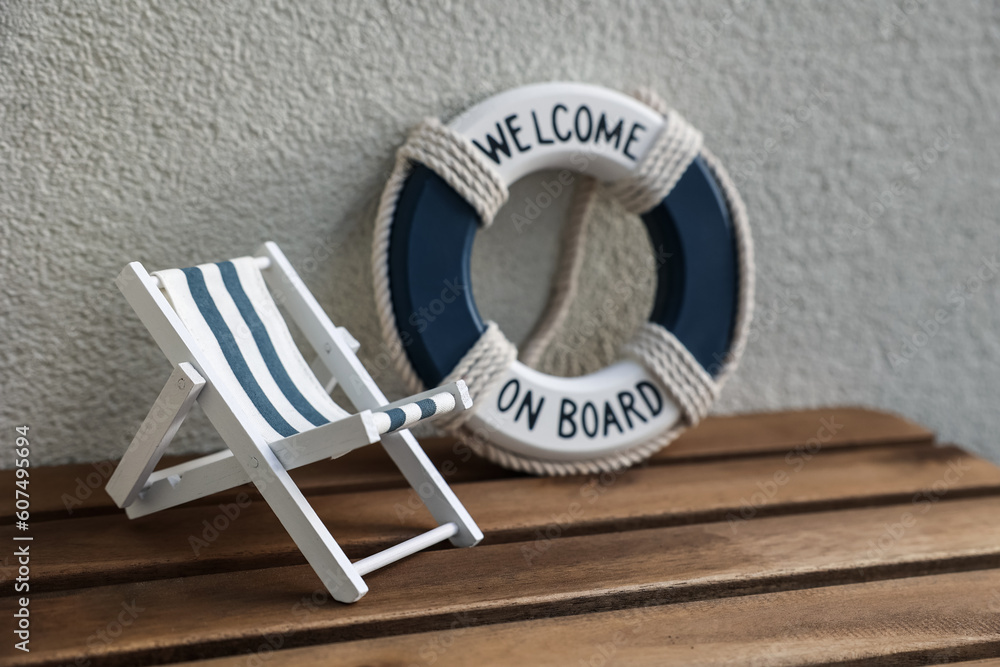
153,257 -> 349,443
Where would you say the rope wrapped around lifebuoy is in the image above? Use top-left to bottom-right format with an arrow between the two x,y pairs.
372,83 -> 754,475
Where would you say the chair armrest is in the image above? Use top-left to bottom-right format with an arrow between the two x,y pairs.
371,390 -> 458,435
380,381 -> 471,414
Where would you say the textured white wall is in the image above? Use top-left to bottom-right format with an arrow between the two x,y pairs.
2,0 -> 999,468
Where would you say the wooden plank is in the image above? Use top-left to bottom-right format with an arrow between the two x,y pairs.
668,406 -> 933,459
174,569 -> 1000,667
0,445 -> 512,523
0,408 -> 933,522
4,444 -> 994,594
9,497 -> 1000,667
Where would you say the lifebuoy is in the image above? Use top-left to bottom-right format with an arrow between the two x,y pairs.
373,83 -> 753,474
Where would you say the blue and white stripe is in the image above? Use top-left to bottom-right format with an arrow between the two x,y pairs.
155,258 -> 350,442
155,257 -> 456,443
371,392 -> 456,435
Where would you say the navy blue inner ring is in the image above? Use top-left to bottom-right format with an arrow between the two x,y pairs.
388,156 -> 739,388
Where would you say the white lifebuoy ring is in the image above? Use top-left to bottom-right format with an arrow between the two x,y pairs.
373,82 -> 753,474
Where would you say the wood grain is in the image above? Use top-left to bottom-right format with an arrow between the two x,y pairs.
662,406 -> 932,460
4,444 -> 992,594
0,407 -> 932,522
174,569 -> 1000,667
9,496 -> 1000,667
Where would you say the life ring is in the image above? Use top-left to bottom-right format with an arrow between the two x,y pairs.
373,82 -> 753,475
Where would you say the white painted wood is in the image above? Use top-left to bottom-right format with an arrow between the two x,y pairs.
354,522 -> 458,576
112,246 -> 483,601
116,261 -> 366,602
125,412 -> 380,518
126,396 -> 459,517
337,326 -> 361,353
308,328 -> 361,394
258,242 -> 484,548
269,411 -> 381,468
149,255 -> 271,289
380,380 -> 472,414
372,392 -> 456,435
125,450 -> 248,519
188,375 -> 369,602
106,362 -> 205,508
310,355 -> 337,394
376,430 -> 482,547
309,329 -> 356,393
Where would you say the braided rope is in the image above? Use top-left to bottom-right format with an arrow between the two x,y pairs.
371,90 -> 754,476
628,88 -> 756,386
372,119 -> 512,396
607,110 -> 703,214
372,152 -> 427,396
518,175 -> 598,368
398,118 -> 509,225
622,322 -> 717,425
700,146 -> 756,387
436,321 -> 518,429
518,93 -> 704,371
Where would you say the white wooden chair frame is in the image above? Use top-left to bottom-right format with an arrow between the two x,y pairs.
105,242 -> 482,603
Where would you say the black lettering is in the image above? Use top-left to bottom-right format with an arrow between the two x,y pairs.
581,401 -> 598,438
514,390 -> 545,431
574,105 -> 593,142
603,401 -> 624,436
472,122 -> 512,164
636,381 -> 663,417
623,122 -> 646,161
618,390 -> 647,429
552,104 -> 571,141
595,114 -> 624,149
504,114 -> 531,153
497,379 -> 519,412
558,399 -> 578,438
532,110 -> 554,145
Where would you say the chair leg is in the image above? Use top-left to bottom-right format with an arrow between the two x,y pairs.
106,363 -> 205,508
251,453 -> 367,603
116,258 -> 367,601
379,429 -> 484,548
123,450 -> 248,519
212,404 -> 368,603
124,412 -> 380,519
257,241 -> 483,548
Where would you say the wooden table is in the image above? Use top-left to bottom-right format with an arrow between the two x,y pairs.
3,408 -> 1000,666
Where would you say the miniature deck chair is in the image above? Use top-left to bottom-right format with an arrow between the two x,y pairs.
105,242 -> 482,603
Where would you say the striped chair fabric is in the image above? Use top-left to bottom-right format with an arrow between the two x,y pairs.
154,257 -> 452,442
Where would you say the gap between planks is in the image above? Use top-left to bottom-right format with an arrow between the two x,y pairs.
171,569 -> 1000,667
4,443 -> 996,595
0,407 -> 933,522
8,496 -> 1000,667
